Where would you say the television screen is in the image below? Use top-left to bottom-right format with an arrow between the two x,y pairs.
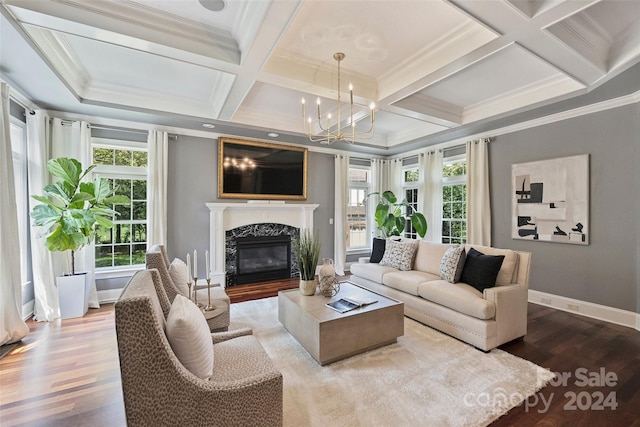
218,137 -> 307,200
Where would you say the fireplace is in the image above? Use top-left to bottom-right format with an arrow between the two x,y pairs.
206,202 -> 319,287
224,222 -> 300,287
236,235 -> 291,285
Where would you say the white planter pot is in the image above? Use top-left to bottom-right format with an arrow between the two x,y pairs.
57,272 -> 90,319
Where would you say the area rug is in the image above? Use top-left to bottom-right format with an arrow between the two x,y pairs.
229,297 -> 554,427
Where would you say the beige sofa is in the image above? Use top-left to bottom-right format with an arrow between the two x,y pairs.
349,241 -> 531,351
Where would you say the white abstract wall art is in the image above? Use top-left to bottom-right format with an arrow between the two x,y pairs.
512,154 -> 589,245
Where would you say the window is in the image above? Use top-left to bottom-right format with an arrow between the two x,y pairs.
403,166 -> 420,239
442,155 -> 467,244
10,117 -> 29,285
347,166 -> 370,250
92,139 -> 148,269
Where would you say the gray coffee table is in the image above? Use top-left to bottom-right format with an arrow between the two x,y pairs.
278,281 -> 404,365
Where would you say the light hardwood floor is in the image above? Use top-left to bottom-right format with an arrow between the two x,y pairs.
1,278 -> 639,426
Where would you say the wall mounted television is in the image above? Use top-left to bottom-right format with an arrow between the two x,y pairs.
218,137 -> 308,200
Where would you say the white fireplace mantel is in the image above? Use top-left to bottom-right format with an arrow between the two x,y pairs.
206,202 -> 319,286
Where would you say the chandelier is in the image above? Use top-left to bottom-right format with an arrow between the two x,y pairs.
301,52 -> 375,145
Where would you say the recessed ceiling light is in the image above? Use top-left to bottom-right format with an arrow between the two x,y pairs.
202,123 -> 215,129
199,0 -> 225,12
267,133 -> 279,138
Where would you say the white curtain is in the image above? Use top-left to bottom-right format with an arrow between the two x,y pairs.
146,130 -> 168,246
370,159 -> 388,195
50,119 -> 100,308
420,150 -> 443,243
388,159 -> 403,198
0,83 -> 30,345
26,111 -> 62,321
333,154 -> 349,276
466,138 -> 492,246
369,159 -> 388,239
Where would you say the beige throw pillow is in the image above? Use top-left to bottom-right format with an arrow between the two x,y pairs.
168,258 -> 190,297
166,294 -> 214,379
379,239 -> 419,271
440,245 -> 466,283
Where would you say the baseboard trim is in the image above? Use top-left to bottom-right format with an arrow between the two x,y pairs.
528,289 -> 639,331
98,288 -> 124,304
22,300 -> 34,321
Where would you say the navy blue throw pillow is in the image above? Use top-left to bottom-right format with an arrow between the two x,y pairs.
370,238 -> 386,263
459,247 -> 505,292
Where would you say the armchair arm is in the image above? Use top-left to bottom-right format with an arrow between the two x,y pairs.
211,327 -> 253,344
483,283 -> 528,344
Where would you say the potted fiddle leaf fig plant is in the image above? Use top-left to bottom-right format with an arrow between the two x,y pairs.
292,229 -> 321,296
365,190 -> 428,239
30,157 -> 130,318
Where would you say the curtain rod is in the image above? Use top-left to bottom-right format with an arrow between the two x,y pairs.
438,138 -> 490,152
58,121 -> 176,139
88,124 -> 148,135
439,143 -> 466,153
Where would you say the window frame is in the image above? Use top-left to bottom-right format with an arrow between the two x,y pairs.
10,115 -> 30,288
402,165 -> 420,239
91,137 -> 148,274
442,153 -> 467,244
346,165 -> 371,253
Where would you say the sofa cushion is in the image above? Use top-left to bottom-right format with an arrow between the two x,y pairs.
350,262 -> 398,283
379,239 -> 418,271
417,280 -> 496,320
460,248 -> 504,292
465,245 -> 518,286
370,238 -> 386,263
168,257 -> 190,297
382,270 -> 440,296
440,245 -> 466,283
166,294 -> 214,380
413,241 -> 451,275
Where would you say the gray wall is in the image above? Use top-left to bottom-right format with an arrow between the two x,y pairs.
635,104 -> 640,316
490,104 -> 639,312
167,135 -> 335,278
96,101 -> 640,317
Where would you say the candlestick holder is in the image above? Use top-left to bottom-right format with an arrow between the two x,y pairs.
193,276 -> 203,308
204,278 -> 215,311
187,279 -> 193,302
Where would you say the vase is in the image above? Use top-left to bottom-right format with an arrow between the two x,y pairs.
318,258 -> 338,297
318,258 -> 335,280
299,279 -> 317,296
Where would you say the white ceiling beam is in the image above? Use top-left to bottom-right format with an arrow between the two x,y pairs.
448,0 -> 604,85
218,0 -> 303,121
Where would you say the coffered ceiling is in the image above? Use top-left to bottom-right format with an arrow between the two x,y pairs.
1,0 -> 639,154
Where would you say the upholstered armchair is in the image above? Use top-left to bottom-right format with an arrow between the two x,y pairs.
146,244 -> 229,331
115,269 -> 283,427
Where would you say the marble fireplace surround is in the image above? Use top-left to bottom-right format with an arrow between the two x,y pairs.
206,202 -> 319,287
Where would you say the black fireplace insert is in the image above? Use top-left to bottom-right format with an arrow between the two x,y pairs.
235,235 -> 291,285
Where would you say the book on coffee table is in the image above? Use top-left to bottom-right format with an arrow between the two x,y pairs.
325,296 -> 378,313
